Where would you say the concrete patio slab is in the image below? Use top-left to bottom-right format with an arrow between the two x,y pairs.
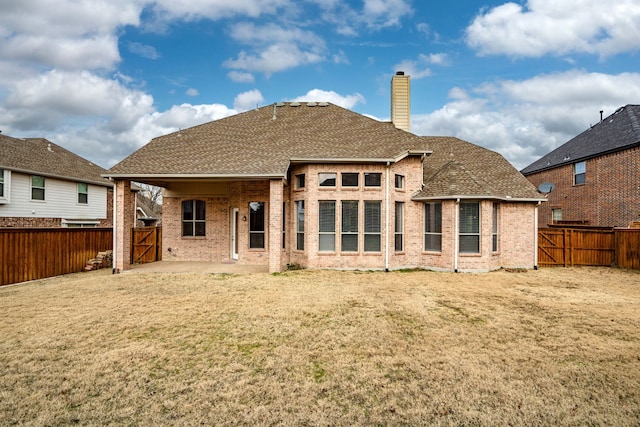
124,261 -> 269,274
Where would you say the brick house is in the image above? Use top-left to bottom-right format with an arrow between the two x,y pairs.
0,135 -> 113,228
106,73 -> 544,273
522,105 -> 640,227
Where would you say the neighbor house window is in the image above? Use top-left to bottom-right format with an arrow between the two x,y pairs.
364,172 -> 382,187
296,201 -> 305,250
318,201 -> 336,252
395,174 -> 404,189
31,175 -> 45,201
552,208 -> 563,223
78,183 -> 88,204
319,173 -> 336,187
492,203 -> 499,252
395,202 -> 404,252
424,202 -> 442,252
459,202 -> 480,253
341,172 -> 359,187
574,161 -> 586,185
295,174 -> 305,189
249,202 -> 265,249
341,200 -> 358,252
364,201 -> 381,252
182,200 -> 206,237
0,169 -> 5,198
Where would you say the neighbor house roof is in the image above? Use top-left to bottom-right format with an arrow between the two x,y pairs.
521,104 -> 640,175
0,135 -> 112,187
413,137 -> 543,201
106,102 -> 431,182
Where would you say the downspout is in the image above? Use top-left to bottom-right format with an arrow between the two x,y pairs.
454,198 -> 460,273
534,202 -> 539,270
385,162 -> 390,272
112,180 -> 118,274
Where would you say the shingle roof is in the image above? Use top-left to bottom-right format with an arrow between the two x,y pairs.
413,137 -> 542,201
0,135 -> 111,187
521,104 -> 640,175
106,103 -> 430,178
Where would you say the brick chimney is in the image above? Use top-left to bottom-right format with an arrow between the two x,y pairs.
391,71 -> 410,132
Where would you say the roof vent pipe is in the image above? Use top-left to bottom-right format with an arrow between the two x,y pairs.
600,110 -> 604,122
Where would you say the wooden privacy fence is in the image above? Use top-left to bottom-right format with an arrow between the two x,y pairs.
0,228 -> 112,287
539,227 -> 640,269
132,226 -> 162,264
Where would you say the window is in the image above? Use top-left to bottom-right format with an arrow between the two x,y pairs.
492,203 -> 499,252
395,174 -> 404,189
78,183 -> 88,204
282,202 -> 286,249
574,161 -> 586,185
31,175 -> 45,201
341,172 -> 359,187
296,201 -> 305,250
249,202 -> 265,249
459,202 -> 480,253
341,201 -> 358,252
395,202 -> 404,251
364,172 -> 382,187
552,208 -> 563,223
182,200 -> 206,237
319,173 -> 336,187
318,201 -> 336,251
0,168 -> 4,198
295,174 -> 305,189
424,202 -> 442,252
364,201 -> 381,252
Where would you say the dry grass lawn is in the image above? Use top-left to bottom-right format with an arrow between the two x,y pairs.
1,267 -> 639,426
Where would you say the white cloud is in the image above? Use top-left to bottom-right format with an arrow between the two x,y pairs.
128,42 -> 160,60
413,70 -> 640,170
186,88 -> 199,97
290,89 -> 365,109
227,71 -> 256,83
466,0 -> 640,58
233,89 -> 265,111
224,22 -> 327,76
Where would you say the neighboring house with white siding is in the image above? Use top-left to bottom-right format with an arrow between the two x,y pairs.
0,135 -> 113,228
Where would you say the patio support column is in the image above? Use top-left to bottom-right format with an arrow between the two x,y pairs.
114,179 -> 133,272
269,179 -> 284,273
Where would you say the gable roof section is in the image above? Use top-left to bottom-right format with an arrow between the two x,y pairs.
521,104 -> 640,175
414,137 -> 542,201
0,135 -> 111,187
106,103 -> 430,180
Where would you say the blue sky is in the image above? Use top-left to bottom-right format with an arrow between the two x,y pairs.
1,0 -> 639,171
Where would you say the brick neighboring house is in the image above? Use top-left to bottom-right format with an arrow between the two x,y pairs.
0,135 -> 113,228
106,73 -> 544,273
522,105 -> 640,227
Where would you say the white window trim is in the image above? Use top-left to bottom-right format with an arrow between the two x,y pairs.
0,169 -> 10,204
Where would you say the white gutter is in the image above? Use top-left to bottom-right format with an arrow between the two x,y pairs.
112,181 -> 117,274
103,173 -> 286,180
385,162 -> 390,272
454,198 -> 460,273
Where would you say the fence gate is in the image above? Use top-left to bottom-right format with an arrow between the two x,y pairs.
538,228 -> 616,267
132,227 -> 162,264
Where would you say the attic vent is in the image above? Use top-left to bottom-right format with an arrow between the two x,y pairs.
290,102 -> 301,107
318,102 -> 328,107
307,102 -> 317,107
276,102 -> 285,107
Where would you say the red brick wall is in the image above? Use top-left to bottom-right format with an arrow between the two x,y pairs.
526,146 -> 640,227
